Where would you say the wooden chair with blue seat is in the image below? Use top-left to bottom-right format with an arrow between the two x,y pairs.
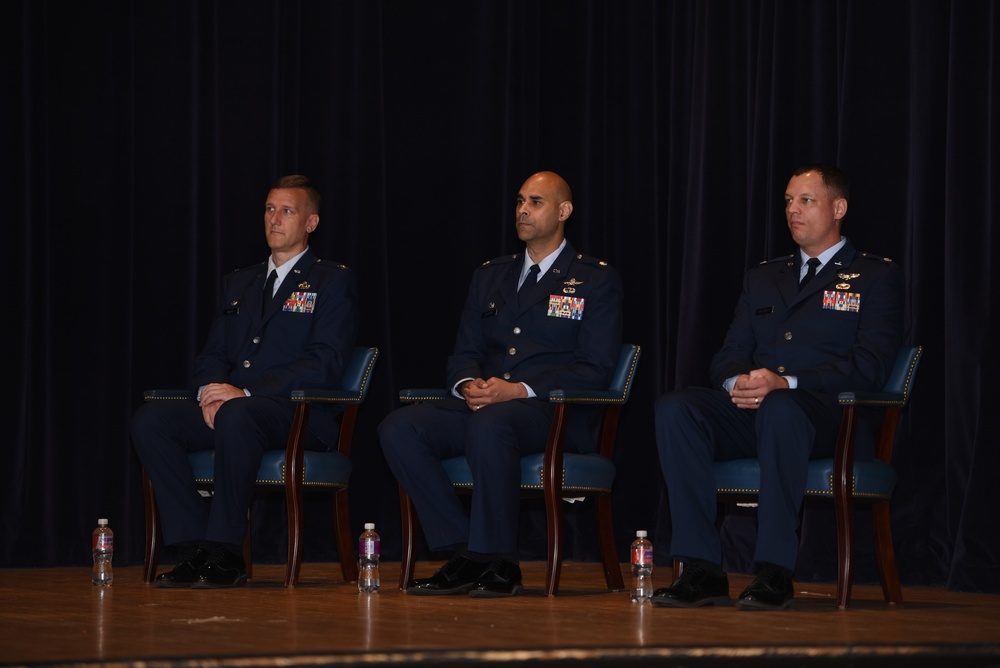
671,344 -> 923,608
141,345 -> 379,587
397,342 -> 641,596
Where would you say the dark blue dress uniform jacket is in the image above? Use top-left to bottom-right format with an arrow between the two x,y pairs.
710,239 -> 904,395
194,248 -> 359,441
446,242 -> 624,449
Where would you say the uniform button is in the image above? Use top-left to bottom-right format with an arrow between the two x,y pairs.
503,373 -> 511,380
777,366 -> 786,373
242,360 -> 251,368
253,336 -> 261,344
508,347 -> 517,356
784,332 -> 792,340
513,327 -> 521,335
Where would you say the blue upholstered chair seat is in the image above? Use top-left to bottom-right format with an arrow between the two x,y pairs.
713,458 -> 896,501
189,450 -> 352,489
442,452 -> 616,494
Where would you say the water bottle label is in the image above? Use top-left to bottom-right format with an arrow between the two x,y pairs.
631,545 -> 652,566
93,534 -> 113,551
359,538 -> 380,556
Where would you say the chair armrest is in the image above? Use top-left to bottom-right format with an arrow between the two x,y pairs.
291,389 -> 366,404
398,388 -> 450,403
837,390 -> 907,407
143,389 -> 195,401
549,389 -> 628,405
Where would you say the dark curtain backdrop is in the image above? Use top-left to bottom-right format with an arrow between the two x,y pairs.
5,0 -> 997,593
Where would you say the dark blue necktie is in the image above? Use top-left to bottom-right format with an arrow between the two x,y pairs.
519,263 -> 540,294
262,269 -> 278,315
799,257 -> 821,291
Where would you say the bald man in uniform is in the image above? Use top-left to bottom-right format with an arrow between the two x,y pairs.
379,171 -> 623,597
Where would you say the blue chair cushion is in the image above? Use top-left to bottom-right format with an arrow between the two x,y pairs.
442,452 -> 616,494
188,450 -> 352,489
714,458 -> 896,501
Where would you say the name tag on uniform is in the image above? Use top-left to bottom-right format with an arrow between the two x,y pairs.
822,290 -> 860,313
283,291 -> 317,313
547,295 -> 584,320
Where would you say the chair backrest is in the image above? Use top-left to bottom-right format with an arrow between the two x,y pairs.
837,345 -> 922,407
340,346 -> 379,398
609,343 -> 642,400
883,345 -> 922,400
292,346 -> 379,403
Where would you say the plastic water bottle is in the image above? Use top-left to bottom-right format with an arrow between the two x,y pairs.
92,519 -> 114,586
358,523 -> 380,592
630,529 -> 653,602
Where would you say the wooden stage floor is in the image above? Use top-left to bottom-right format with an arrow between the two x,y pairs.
2,561 -> 999,667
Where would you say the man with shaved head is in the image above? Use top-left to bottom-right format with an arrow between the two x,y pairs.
380,171 -> 623,597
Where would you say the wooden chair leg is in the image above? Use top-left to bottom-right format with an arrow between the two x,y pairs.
542,480 -> 566,597
834,486 -> 855,609
872,500 -> 902,604
283,479 -> 305,587
334,488 -> 359,582
142,471 -> 160,583
399,485 -> 418,590
544,494 -> 563,596
594,494 -> 624,590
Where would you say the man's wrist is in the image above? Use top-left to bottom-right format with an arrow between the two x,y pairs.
453,379 -> 474,398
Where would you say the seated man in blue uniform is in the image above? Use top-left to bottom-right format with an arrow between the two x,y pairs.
651,164 -> 904,611
379,171 -> 623,598
131,175 -> 359,588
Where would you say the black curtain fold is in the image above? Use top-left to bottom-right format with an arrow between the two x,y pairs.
5,0 -> 997,593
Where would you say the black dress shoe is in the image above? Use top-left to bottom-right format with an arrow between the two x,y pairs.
406,555 -> 487,595
154,547 -> 210,588
736,564 -> 794,611
190,548 -> 247,589
468,559 -> 523,598
650,561 -> 731,608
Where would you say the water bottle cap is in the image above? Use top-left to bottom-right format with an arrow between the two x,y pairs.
636,530 -> 647,538
364,523 -> 375,530
98,519 -> 109,526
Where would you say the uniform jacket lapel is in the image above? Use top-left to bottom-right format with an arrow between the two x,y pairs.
249,266 -> 270,322
499,258 -> 520,313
